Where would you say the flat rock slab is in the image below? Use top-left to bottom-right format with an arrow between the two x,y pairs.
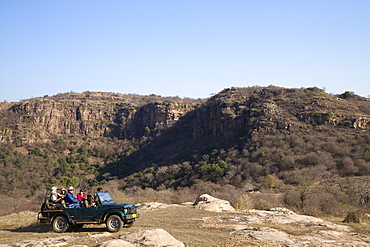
98,239 -> 136,247
233,227 -> 294,244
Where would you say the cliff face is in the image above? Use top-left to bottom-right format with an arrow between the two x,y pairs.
192,87 -> 370,141
0,92 -> 203,144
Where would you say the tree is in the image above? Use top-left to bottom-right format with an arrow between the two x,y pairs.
349,177 -> 370,208
296,166 -> 325,214
263,174 -> 277,189
60,177 -> 79,188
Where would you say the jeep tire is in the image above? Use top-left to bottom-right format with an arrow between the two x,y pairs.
52,216 -> 69,233
106,215 -> 123,232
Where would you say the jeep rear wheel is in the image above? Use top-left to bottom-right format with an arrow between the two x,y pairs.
106,215 -> 123,232
52,216 -> 69,233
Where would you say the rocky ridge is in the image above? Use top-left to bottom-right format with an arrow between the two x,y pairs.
1,87 -> 369,146
0,92 -> 203,143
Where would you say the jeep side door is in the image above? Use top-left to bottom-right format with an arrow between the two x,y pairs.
78,206 -> 102,222
63,208 -> 81,220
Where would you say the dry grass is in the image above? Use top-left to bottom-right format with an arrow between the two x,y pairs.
0,206 -> 238,247
323,215 -> 370,236
135,205 -> 235,246
1,206 -> 369,246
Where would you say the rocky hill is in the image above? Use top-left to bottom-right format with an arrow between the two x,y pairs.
0,86 -> 369,216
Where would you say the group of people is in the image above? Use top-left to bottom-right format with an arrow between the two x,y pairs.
50,187 -> 104,208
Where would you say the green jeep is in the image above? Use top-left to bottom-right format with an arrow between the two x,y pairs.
37,188 -> 138,232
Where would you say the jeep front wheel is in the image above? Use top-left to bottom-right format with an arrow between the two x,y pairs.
106,215 -> 123,232
52,216 -> 69,233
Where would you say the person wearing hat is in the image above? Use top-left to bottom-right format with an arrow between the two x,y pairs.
60,188 -> 67,196
50,187 -> 60,203
65,186 -> 80,208
50,187 -> 63,209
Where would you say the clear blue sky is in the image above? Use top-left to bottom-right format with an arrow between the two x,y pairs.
1,0 -> 369,102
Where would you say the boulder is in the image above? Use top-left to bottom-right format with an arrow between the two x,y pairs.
193,194 -> 235,212
119,229 -> 185,247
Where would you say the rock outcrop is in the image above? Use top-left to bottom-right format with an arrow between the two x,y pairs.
0,92 -> 203,143
193,194 -> 235,212
231,227 -> 369,246
119,229 -> 185,247
353,117 -> 370,129
201,208 -> 369,246
232,227 -> 294,245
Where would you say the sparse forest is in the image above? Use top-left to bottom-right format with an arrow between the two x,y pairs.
0,87 -> 369,218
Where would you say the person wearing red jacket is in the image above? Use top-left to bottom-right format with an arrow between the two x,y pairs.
77,189 -> 87,201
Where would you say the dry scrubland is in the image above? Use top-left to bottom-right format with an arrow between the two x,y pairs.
1,87 -> 369,229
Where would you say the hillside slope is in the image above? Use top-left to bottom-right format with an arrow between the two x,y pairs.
0,86 -> 369,216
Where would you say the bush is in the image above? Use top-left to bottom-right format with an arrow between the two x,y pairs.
53,138 -> 65,144
343,211 -> 366,223
234,194 -> 253,209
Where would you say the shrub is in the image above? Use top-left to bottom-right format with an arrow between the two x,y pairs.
53,138 -> 65,144
343,211 -> 366,223
263,174 -> 277,189
60,177 -> 79,188
234,194 -> 253,209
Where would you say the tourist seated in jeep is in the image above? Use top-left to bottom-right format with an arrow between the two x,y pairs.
50,187 -> 60,202
64,187 -> 80,208
49,187 -> 64,209
94,187 -> 104,203
84,194 -> 96,208
77,189 -> 87,201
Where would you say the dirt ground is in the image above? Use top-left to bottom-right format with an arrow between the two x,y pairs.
1,205 -> 368,247
0,205 -> 245,247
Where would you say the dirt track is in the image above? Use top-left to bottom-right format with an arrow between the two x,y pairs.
0,205 -> 238,247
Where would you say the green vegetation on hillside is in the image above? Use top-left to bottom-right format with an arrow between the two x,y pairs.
0,87 -> 369,217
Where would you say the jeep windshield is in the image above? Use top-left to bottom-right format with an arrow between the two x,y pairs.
97,191 -> 115,204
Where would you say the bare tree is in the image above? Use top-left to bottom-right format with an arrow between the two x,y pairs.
296,166 -> 325,214
349,176 -> 370,208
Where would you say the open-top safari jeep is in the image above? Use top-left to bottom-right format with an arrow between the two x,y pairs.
37,188 -> 138,232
